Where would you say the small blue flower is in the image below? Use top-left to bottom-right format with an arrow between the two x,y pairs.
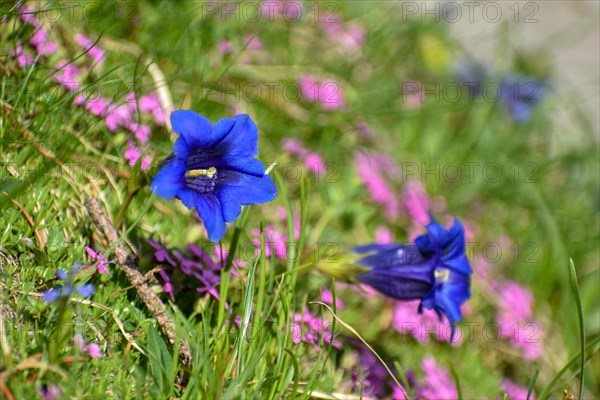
499,74 -> 545,122
151,111 -> 277,242
43,262 -> 95,303
354,216 -> 472,340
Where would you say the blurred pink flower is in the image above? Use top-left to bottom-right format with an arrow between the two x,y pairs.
501,379 -> 533,400
29,28 -> 57,56
217,40 -> 232,54
141,156 -> 152,171
127,122 -> 151,144
20,7 -> 40,27
354,151 -> 401,220
139,93 -> 166,126
321,288 -> 345,309
495,281 -> 544,360
403,81 -> 426,109
282,138 -> 309,158
402,180 -> 430,226
105,103 -> 133,132
261,0 -> 303,20
392,300 -> 457,344
375,226 -> 393,244
86,247 -> 109,275
320,20 -> 365,50
124,143 -> 142,167
292,307 -> 341,351
52,61 -> 81,91
244,34 -> 263,51
73,334 -> 103,358
299,75 -> 345,110
39,385 -> 60,400
74,34 -> 105,64
10,41 -> 35,67
305,153 -> 326,176
417,356 -> 458,400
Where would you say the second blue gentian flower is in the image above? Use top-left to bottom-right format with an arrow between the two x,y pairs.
151,111 -> 277,242
354,215 -> 472,341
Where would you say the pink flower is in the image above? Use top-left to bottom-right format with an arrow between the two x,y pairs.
501,379 -> 534,400
261,0 -> 303,20
305,153 -> 326,176
299,75 -> 345,110
10,41 -> 34,67
402,180 -> 430,226
20,7 -> 40,27
39,385 -> 60,400
139,93 -> 166,126
52,61 -> 81,91
86,247 -> 109,275
282,138 -> 310,158
321,288 -> 345,309
403,81 -> 426,109
105,103 -> 134,131
80,96 -> 111,116
217,40 -> 232,54
320,20 -> 365,50
495,281 -> 544,360
75,34 -> 105,64
417,356 -> 458,400
127,122 -> 151,143
141,156 -> 152,171
292,307 -> 341,351
243,35 -> 263,51
124,144 -> 142,167
299,75 -> 320,102
29,29 -> 57,56
392,300 -> 457,344
354,151 -> 401,220
73,334 -> 103,358
375,226 -> 393,244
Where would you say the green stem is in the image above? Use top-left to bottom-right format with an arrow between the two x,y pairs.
114,190 -> 137,228
49,297 -> 68,364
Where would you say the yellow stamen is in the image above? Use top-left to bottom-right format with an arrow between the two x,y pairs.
187,167 -> 217,178
434,269 -> 449,282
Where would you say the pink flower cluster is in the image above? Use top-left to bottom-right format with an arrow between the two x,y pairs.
299,75 -> 345,110
260,0 -> 303,21
282,138 -> 327,177
495,281 -> 544,360
72,333 -> 103,358
291,307 -> 342,352
415,356 -> 458,400
85,247 -> 109,275
147,240 -> 243,302
251,206 -> 300,259
319,20 -> 365,50
354,150 -> 401,220
501,379 -> 534,400
74,34 -> 105,64
391,300 -> 457,344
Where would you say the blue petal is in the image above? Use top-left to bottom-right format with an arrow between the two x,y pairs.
170,110 -> 213,156
212,114 -> 259,159
353,243 -> 406,253
357,271 -> 432,300
355,244 -> 429,270
176,189 -> 200,211
195,194 -> 226,242
216,171 -> 277,205
151,158 -> 187,200
77,284 -> 95,298
56,269 -> 68,281
71,261 -> 83,274
43,287 -> 62,303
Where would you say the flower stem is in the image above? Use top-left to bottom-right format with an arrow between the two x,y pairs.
49,297 -> 69,364
114,190 -> 136,228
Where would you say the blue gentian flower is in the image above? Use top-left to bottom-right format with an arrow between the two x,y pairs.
151,111 -> 277,242
499,74 -> 545,122
354,216 -> 472,340
43,262 -> 95,303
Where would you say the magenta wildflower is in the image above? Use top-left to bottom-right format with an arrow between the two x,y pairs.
243,34 -> 263,51
11,41 -> 34,67
417,356 -> 458,400
299,75 -> 345,110
74,34 -> 105,64
39,385 -> 61,400
53,61 -> 81,91
139,93 -> 167,126
495,281 -> 544,360
105,103 -> 134,132
321,20 -> 365,50
124,143 -> 142,167
321,288 -> 345,309
127,122 -> 151,143
217,40 -> 232,55
292,307 -> 341,352
375,226 -> 393,244
85,247 -> 109,275
402,180 -> 430,226
502,379 -> 534,400
73,333 -> 103,358
402,81 -> 426,109
354,151 -> 401,220
29,28 -> 57,56
282,138 -> 309,158
20,7 -> 40,27
392,300 -> 456,344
